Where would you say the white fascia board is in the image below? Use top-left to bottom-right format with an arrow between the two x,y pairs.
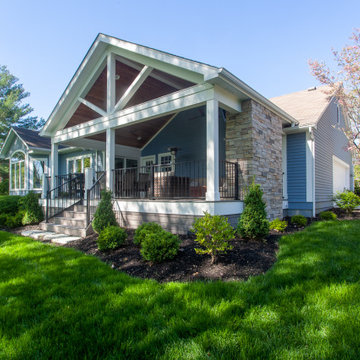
100,34 -> 218,77
206,69 -> 298,126
0,129 -> 16,157
40,39 -> 108,136
54,83 -> 214,143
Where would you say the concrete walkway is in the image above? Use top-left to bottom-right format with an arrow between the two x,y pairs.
21,229 -> 81,244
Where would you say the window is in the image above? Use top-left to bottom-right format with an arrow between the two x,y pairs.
140,155 -> 155,173
32,159 -> 45,189
158,152 -> 175,172
10,151 -> 25,190
67,155 -> 92,174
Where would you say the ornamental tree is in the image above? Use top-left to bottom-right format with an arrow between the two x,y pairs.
309,28 -> 360,156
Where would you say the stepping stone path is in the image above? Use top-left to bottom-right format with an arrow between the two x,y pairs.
21,229 -> 81,245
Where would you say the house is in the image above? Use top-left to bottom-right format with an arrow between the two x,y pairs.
271,86 -> 354,217
0,127 -> 52,196
0,34 -> 353,235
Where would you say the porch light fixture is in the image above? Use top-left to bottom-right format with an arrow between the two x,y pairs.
168,147 -> 178,156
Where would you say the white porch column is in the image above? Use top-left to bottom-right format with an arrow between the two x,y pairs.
50,142 -> 58,198
206,99 -> 220,201
106,128 -> 115,191
107,52 -> 116,113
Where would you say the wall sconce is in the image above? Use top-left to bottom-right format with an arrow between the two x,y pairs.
168,147 -> 178,156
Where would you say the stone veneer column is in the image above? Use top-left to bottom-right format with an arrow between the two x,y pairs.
225,99 -> 283,219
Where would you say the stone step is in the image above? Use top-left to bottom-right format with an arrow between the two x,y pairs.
73,204 -> 87,212
21,229 -> 81,244
54,217 -> 87,227
40,222 -> 86,238
62,211 -> 87,220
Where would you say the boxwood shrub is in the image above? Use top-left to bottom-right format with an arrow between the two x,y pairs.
319,211 -> 337,221
140,230 -> 180,263
291,215 -> 307,227
97,226 -> 127,251
133,222 -> 163,245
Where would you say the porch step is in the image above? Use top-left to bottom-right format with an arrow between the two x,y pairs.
62,211 -> 87,220
73,204 -> 87,212
54,217 -> 86,227
21,229 -> 81,244
40,222 -> 87,238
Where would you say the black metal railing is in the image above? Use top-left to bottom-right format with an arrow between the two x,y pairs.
45,174 -> 85,222
219,161 -> 239,199
112,160 -> 240,200
86,171 -> 106,226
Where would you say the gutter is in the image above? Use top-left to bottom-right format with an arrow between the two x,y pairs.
206,68 -> 299,126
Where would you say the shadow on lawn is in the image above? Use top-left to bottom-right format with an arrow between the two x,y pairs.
1,221 -> 360,359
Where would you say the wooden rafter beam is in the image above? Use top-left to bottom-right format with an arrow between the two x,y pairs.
113,65 -> 153,113
78,97 -> 107,117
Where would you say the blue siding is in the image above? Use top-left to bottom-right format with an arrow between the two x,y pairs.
287,132 -> 307,202
141,106 -> 226,163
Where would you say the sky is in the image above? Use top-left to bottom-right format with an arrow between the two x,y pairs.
1,0 -> 360,121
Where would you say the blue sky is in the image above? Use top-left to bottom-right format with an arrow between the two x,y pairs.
1,0 -> 360,120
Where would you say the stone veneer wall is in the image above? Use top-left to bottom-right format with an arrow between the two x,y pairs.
225,99 -> 283,219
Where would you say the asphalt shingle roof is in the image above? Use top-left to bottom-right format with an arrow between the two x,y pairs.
12,127 -> 51,150
270,85 -> 334,126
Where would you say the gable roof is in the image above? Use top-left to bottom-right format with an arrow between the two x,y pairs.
270,85 -> 334,126
40,33 -> 297,136
12,127 -> 51,150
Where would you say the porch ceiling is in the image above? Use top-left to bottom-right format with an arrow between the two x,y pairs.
85,114 -> 174,148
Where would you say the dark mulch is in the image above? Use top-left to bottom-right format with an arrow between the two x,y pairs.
64,231 -> 279,283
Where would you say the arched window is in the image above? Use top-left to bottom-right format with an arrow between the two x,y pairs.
10,151 -> 25,190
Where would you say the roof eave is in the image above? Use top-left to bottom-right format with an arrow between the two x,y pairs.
205,69 -> 298,126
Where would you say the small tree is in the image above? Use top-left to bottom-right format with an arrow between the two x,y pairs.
20,192 -> 44,225
333,190 -> 360,215
237,181 -> 269,239
92,190 -> 117,233
309,29 -> 360,155
191,212 -> 235,264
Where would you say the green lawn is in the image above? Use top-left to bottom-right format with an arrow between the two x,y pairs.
1,221 -> 360,359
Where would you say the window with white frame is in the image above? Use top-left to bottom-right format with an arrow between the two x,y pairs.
10,151 -> 25,190
67,156 -> 92,174
32,158 -> 47,189
158,152 -> 175,172
140,155 -> 155,173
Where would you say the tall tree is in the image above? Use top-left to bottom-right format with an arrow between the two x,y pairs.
0,65 -> 44,145
309,29 -> 360,156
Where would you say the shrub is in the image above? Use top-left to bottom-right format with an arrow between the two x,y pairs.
319,211 -> 337,221
191,212 -> 234,264
5,212 -> 23,228
133,222 -> 163,245
333,190 -> 360,214
140,230 -> 180,263
97,226 -> 127,251
0,195 -> 21,215
269,218 -> 288,232
237,181 -> 269,239
0,179 -> 9,195
0,214 -> 8,228
92,190 -> 117,233
19,192 -> 43,225
291,215 -> 307,227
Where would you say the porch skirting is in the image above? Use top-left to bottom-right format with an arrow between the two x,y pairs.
113,199 -> 243,234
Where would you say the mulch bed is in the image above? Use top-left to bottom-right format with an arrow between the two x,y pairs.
64,232 -> 280,283
9,208 -> 360,283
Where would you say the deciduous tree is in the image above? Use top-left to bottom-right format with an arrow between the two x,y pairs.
309,29 -> 360,156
